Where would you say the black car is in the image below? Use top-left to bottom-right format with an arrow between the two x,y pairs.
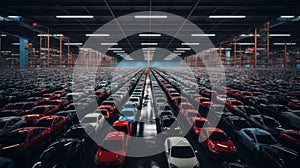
32,138 -> 84,168
56,110 -> 79,127
63,124 -> 92,146
258,145 -> 299,168
218,115 -> 252,138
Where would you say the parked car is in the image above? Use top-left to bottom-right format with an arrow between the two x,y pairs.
63,124 -> 93,146
258,145 -> 299,168
219,115 -> 252,138
281,110 -> 300,129
249,115 -> 284,135
56,110 -> 79,127
35,115 -> 67,137
32,138 -> 84,168
0,157 -> 14,168
164,137 -> 200,168
94,131 -> 128,167
238,128 -> 280,157
0,127 -> 51,158
0,116 -> 27,137
112,120 -> 133,136
192,117 -> 209,135
80,113 -> 105,133
278,129 -> 300,152
198,127 -> 237,160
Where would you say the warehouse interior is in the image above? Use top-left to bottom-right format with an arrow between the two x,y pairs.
0,0 -> 299,168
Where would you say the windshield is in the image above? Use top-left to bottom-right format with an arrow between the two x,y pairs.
47,101 -> 61,105
57,112 -> 68,117
114,126 -> 128,133
36,120 -> 53,127
0,121 -> 6,129
171,146 -> 195,158
181,104 -> 193,110
210,132 -> 229,142
186,112 -> 198,117
23,104 -> 35,110
195,121 -> 205,128
30,108 -> 45,114
264,118 -> 280,127
65,129 -> 85,139
122,111 -> 134,116
233,120 -> 249,130
232,101 -> 243,106
100,140 -> 123,151
81,117 -> 96,124
2,132 -> 27,145
256,135 -> 277,144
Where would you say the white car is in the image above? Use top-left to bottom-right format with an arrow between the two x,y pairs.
164,137 -> 200,168
80,113 -> 105,133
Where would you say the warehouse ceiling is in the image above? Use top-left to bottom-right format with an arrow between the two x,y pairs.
0,0 -> 299,60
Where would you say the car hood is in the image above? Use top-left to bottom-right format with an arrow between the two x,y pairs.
119,116 -> 134,121
212,140 -> 235,152
96,150 -> 124,163
170,157 -> 198,168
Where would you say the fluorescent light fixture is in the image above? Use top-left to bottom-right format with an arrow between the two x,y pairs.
141,43 -> 158,46
191,34 -> 216,37
182,43 -> 199,45
142,48 -> 156,50
85,34 -> 110,37
174,51 -> 186,53
240,34 -> 260,37
11,43 -> 20,45
232,43 -> 254,45
176,48 -> 191,50
64,43 -> 82,46
134,15 -> 167,19
209,15 -> 246,19
101,43 -> 118,45
280,16 -> 294,19
273,43 -> 296,46
108,48 -> 122,50
139,34 -> 161,37
113,51 -> 125,53
269,34 -> 291,37
0,34 -> 6,37
56,15 -> 94,19
53,34 -> 64,37
37,34 -> 52,37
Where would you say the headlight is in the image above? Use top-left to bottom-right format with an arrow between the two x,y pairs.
116,156 -> 124,162
170,163 -> 178,168
232,146 -> 237,152
94,156 -> 100,163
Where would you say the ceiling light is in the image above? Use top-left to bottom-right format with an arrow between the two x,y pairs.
176,48 -> 191,50
280,16 -> 295,19
108,48 -> 122,50
134,15 -> 167,19
269,34 -> 291,37
181,43 -> 199,45
53,34 -> 64,37
232,43 -> 254,45
191,34 -> 216,37
139,34 -> 161,37
37,34 -> 52,37
240,34 -> 260,37
209,15 -> 246,19
141,43 -> 158,46
174,51 -> 186,53
0,34 -> 7,37
101,43 -> 118,45
142,48 -> 156,50
64,43 -> 82,46
113,51 -> 125,53
273,43 -> 296,46
56,15 -> 94,19
85,34 -> 110,37
11,43 -> 20,45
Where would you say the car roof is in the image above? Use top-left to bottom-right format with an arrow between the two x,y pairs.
167,137 -> 191,147
83,113 -> 102,117
204,127 -> 224,133
0,116 -> 22,121
105,131 -> 125,140
242,128 -> 271,135
113,120 -> 130,126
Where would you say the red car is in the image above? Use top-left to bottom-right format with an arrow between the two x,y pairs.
33,88 -> 48,94
235,91 -> 253,101
198,127 -> 237,160
35,115 -> 67,136
226,90 -> 240,98
0,102 -> 34,117
287,99 -> 300,110
278,130 -> 300,152
192,117 -> 209,135
97,105 -> 115,119
42,93 -> 56,101
112,120 -> 133,136
225,99 -> 243,110
27,105 -> 59,121
178,102 -> 194,111
94,131 -> 128,167
53,90 -> 67,98
0,127 -> 51,158
43,99 -> 69,110
200,89 -> 218,98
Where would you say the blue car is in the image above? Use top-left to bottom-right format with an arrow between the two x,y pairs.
238,128 -> 280,154
119,108 -> 137,121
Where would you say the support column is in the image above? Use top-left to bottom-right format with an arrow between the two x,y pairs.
19,38 -> 28,68
254,28 -> 257,69
47,35 -> 50,68
233,37 -> 237,69
59,37 -> 63,67
284,43 -> 287,69
219,43 -> 222,63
